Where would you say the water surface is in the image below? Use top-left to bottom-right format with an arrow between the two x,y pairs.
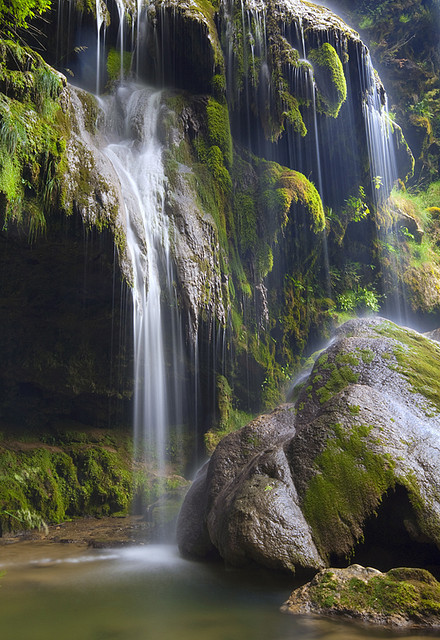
0,543 -> 436,640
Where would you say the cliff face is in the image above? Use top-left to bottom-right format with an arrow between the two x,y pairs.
0,0 -> 436,529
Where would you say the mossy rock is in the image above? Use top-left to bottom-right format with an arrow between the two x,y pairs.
309,43 -> 347,118
177,317 -> 440,574
258,160 -> 325,235
283,564 -> 440,628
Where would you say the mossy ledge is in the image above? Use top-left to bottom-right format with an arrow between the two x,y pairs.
0,431 -> 188,535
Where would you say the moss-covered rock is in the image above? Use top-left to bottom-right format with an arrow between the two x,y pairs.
282,564 -> 440,628
177,317 -> 440,573
308,43 -> 347,118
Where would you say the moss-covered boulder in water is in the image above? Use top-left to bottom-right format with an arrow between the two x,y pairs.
177,317 -> 440,573
282,564 -> 440,628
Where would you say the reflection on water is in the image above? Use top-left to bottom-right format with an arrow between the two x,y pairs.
0,543 -> 437,640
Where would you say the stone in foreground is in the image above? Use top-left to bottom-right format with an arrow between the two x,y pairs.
282,564 -> 440,628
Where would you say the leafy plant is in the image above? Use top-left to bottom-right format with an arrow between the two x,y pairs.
336,286 -> 381,314
0,0 -> 51,37
344,186 -> 370,222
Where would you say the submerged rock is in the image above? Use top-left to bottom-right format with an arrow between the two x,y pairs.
177,317 -> 440,573
282,564 -> 440,628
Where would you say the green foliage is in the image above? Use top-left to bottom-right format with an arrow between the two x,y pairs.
0,0 -> 51,37
303,422 -> 395,559
308,43 -> 347,118
336,286 -> 381,314
344,185 -> 370,222
0,39 -> 66,239
0,435 -> 146,534
204,374 -> 253,452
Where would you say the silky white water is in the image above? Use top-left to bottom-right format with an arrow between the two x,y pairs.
101,84 -> 182,478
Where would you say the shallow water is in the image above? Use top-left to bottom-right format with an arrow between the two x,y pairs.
0,543 -> 437,640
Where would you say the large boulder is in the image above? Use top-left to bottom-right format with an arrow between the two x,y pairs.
177,317 -> 440,573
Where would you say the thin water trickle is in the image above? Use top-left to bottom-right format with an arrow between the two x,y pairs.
95,0 -> 105,93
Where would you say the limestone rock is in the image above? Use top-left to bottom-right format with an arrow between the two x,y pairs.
177,317 -> 440,573
282,564 -> 440,628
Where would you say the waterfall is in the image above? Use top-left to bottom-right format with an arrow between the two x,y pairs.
359,48 -> 405,320
100,84 -> 185,483
360,49 -> 398,203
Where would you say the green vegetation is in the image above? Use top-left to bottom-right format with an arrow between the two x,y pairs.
0,38 -> 67,239
0,0 -> 51,37
374,320 -> 440,413
308,352 -> 360,405
0,426 -> 190,535
258,160 -> 325,234
310,567 -> 440,621
309,43 -> 347,118
206,97 -> 233,168
204,375 -> 253,452
303,422 -> 395,559
0,442 -> 133,534
106,48 -> 132,85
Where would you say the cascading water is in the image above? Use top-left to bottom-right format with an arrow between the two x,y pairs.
100,84 -> 185,486
359,48 -> 406,320
52,0 -> 410,498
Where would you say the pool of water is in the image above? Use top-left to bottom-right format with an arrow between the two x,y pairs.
0,543 -> 436,640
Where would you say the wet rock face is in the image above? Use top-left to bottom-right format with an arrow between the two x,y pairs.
177,317 -> 440,574
0,217 -> 132,434
282,564 -> 440,629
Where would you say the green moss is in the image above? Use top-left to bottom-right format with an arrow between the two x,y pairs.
335,352 -> 359,366
375,321 -> 440,413
359,348 -> 375,364
349,404 -> 361,415
207,145 -> 232,193
303,423 -> 395,559
234,192 -> 258,253
315,363 -> 359,405
0,441 -> 137,533
0,38 -> 68,239
309,43 -> 347,118
106,48 -> 132,85
310,567 -> 440,621
206,97 -> 233,169
258,160 -> 325,234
